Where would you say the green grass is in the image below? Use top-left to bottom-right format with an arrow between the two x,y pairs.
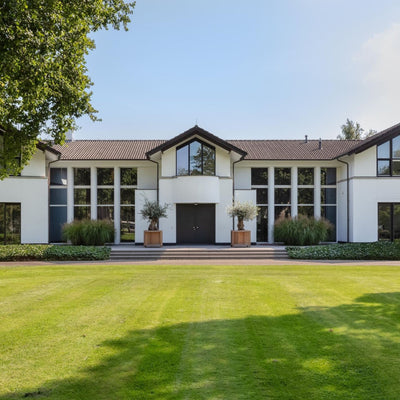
1,264 -> 400,399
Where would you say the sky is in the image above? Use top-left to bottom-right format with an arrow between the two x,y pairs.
75,0 -> 400,141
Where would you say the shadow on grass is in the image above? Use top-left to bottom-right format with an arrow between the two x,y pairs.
3,292 -> 400,400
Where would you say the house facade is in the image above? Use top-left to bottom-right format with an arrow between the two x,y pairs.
1,124 -> 400,245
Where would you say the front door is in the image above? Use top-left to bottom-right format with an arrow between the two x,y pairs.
176,204 -> 215,244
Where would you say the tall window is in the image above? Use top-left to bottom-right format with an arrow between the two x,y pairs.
251,168 -> 268,242
120,168 -> 137,242
74,168 -> 91,220
97,168 -> 114,221
298,168 -> 314,217
377,137 -> 400,176
321,167 -> 337,241
274,168 -> 291,220
176,139 -> 215,176
0,203 -> 21,244
378,203 -> 400,241
49,168 -> 67,242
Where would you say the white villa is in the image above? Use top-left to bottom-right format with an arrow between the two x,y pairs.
1,124 -> 400,245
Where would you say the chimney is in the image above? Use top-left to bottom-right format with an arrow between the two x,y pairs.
304,135 -> 308,143
65,131 -> 74,142
318,138 -> 322,150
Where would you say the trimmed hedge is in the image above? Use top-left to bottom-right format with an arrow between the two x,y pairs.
287,242 -> 400,260
0,245 -> 110,261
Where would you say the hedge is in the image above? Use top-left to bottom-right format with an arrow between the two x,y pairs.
287,242 -> 400,260
0,245 -> 111,261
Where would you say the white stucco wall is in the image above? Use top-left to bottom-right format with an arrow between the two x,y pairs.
234,189 -> 257,243
135,189 -> 157,243
21,150 -> 47,177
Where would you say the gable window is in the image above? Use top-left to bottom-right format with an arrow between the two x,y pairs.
377,137 -> 400,176
176,139 -> 215,176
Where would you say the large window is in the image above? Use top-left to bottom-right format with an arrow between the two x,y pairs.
97,168 -> 114,221
274,168 -> 291,220
321,168 -> 337,241
378,203 -> 400,241
377,137 -> 400,176
120,168 -> 137,242
251,168 -> 268,242
176,139 -> 215,176
74,168 -> 91,220
49,168 -> 67,242
0,203 -> 21,244
298,168 -> 314,217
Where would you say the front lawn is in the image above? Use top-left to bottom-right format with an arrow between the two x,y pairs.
1,264 -> 400,399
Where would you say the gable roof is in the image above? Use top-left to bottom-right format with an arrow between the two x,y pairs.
146,125 -> 247,158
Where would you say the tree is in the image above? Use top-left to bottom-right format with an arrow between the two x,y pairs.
0,0 -> 135,178
337,119 -> 377,140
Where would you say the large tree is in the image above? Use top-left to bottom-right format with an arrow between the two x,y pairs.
337,118 -> 376,140
0,0 -> 135,178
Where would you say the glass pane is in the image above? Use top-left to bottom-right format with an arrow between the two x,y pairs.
298,188 -> 314,204
378,203 -> 392,240
121,188 -> 135,205
377,160 -> 390,176
321,168 -> 337,185
50,168 -> 67,186
275,188 -> 291,204
378,141 -> 390,158
256,188 -> 268,204
97,189 -> 114,205
0,204 -> 4,244
298,168 -> 314,185
50,188 -> 67,205
74,189 -> 90,205
275,206 -> 291,220
298,206 -> 314,217
394,204 -> 400,240
393,161 -> 400,176
190,141 -> 202,175
275,168 -> 291,185
120,168 -> 137,186
393,137 -> 400,158
49,206 -> 67,242
74,168 -> 90,186
74,206 -> 90,220
321,206 -> 336,241
121,206 -> 135,242
177,145 -> 189,175
321,188 -> 336,205
5,204 -> 21,244
97,206 -> 114,221
97,168 -> 114,186
256,206 -> 268,242
202,144 -> 215,175
251,168 -> 268,185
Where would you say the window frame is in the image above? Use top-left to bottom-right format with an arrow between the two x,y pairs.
176,139 -> 216,176
377,138 -> 400,177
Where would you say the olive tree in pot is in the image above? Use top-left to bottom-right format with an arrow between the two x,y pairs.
140,199 -> 168,247
227,201 -> 258,247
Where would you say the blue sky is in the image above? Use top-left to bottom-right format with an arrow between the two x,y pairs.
76,0 -> 400,140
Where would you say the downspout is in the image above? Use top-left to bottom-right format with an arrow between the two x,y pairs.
232,155 -> 245,230
337,157 -> 350,242
147,157 -> 160,202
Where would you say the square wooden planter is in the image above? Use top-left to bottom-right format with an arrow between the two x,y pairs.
144,230 -> 163,248
231,230 -> 251,247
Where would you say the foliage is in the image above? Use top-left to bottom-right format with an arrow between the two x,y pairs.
287,241 -> 400,260
0,244 -> 110,261
140,199 -> 169,230
274,215 -> 332,245
0,0 -> 135,178
227,201 -> 258,230
337,119 -> 377,140
62,220 -> 115,245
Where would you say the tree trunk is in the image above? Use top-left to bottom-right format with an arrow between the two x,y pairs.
237,218 -> 244,230
148,219 -> 158,231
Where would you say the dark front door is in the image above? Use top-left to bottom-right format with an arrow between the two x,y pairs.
176,204 -> 215,244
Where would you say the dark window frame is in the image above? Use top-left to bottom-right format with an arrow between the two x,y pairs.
377,138 -> 400,176
176,139 -> 216,176
378,202 -> 400,241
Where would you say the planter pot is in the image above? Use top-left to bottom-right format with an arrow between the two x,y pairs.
231,230 -> 251,247
144,230 -> 163,248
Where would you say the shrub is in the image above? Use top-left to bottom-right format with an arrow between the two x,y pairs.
274,215 -> 332,245
227,201 -> 258,230
62,219 -> 114,245
140,199 -> 169,230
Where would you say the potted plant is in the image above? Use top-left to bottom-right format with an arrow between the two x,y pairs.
140,199 -> 168,247
227,201 -> 258,247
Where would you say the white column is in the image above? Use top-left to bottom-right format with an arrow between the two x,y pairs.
268,166 -> 275,243
90,167 -> 97,220
291,166 -> 298,218
114,167 -> 121,244
314,167 -> 321,219
67,167 -> 74,222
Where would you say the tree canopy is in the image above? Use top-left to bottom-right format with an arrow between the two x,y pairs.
337,118 -> 377,140
0,0 -> 135,178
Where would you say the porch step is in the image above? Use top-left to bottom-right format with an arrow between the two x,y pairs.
109,247 -> 288,261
